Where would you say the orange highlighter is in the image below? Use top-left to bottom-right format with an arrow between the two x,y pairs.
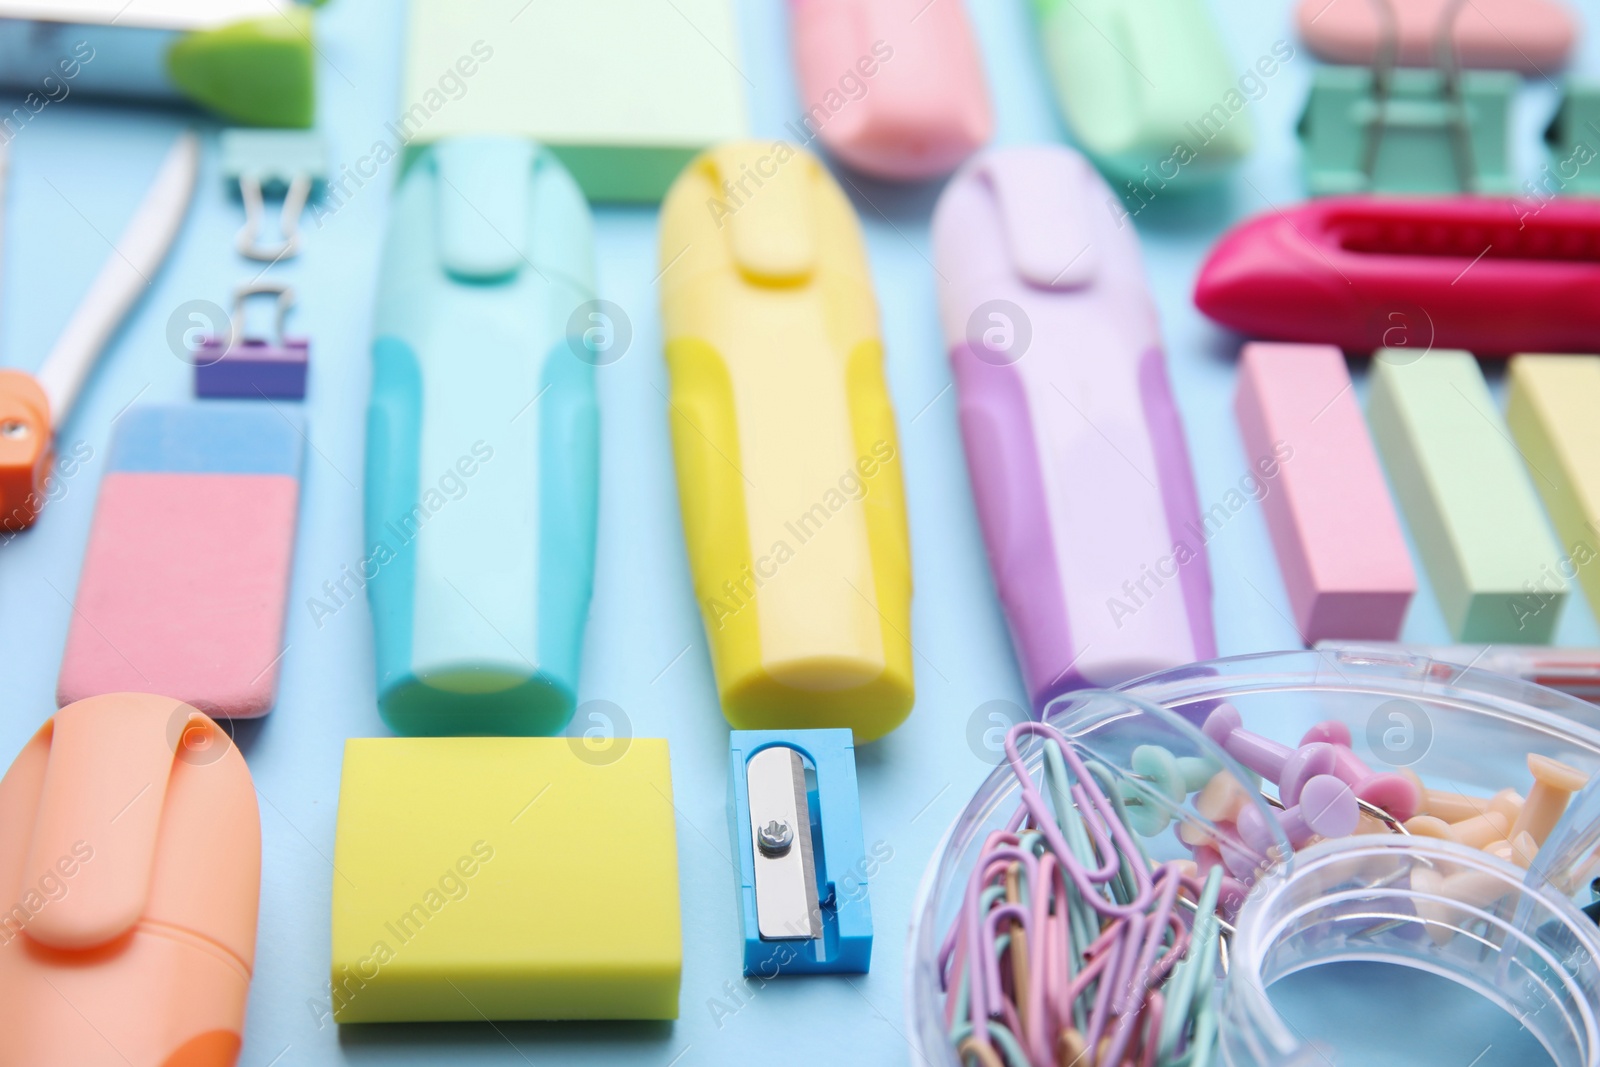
0,131 -> 199,531
0,693 -> 261,1066
659,142 -> 913,741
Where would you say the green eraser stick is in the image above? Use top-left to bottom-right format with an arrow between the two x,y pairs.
1507,355 -> 1600,620
401,0 -> 747,203
0,1 -> 316,128
1368,351 -> 1567,641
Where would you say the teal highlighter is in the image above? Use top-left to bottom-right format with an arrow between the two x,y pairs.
365,136 -> 598,736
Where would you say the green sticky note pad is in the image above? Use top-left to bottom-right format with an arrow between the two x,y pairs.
401,0 -> 747,202
1368,351 -> 1567,641
330,737 -> 682,1022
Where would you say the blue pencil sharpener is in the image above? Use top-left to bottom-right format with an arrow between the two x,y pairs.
729,729 -> 872,976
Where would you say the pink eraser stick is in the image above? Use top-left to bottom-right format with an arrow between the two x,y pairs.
57,405 -> 303,718
789,0 -> 993,180
1234,343 -> 1416,642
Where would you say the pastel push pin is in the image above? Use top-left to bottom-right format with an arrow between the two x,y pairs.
1196,771 -> 1251,823
1238,774 -> 1359,852
195,282 -> 309,400
1202,704 -> 1338,805
1300,720 -> 1422,822
1487,831 -> 1539,869
1398,768 -> 1489,823
1404,811 -> 1510,849
1510,754 -> 1589,846
1119,745 -> 1218,835
1489,789 -> 1526,826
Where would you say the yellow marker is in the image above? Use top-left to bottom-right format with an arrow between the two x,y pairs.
659,141 -> 913,741
1506,354 -> 1600,614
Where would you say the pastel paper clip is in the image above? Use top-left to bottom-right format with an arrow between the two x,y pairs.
658,142 -> 914,741
0,693 -> 261,1067
1029,0 -> 1252,184
194,282 -> 309,399
1295,0 -> 1576,73
931,144 -> 1215,707
788,0 -> 992,180
1193,195 -> 1600,356
366,136 -> 599,737
729,729 -> 870,975
937,720 -> 1259,1067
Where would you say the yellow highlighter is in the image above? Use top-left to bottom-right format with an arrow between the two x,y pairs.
659,141 -> 913,741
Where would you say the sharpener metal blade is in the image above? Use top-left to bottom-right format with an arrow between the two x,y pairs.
747,745 -> 821,941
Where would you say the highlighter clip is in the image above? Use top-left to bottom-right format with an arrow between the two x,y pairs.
729,729 -> 871,976
1298,0 -> 1514,195
195,281 -> 309,399
222,128 -> 327,261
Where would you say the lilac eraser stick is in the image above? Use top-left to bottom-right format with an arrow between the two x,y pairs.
931,144 -> 1215,709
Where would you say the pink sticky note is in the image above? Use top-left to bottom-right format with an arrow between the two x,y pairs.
1234,343 -> 1416,641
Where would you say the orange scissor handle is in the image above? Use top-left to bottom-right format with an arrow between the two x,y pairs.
0,370 -> 51,532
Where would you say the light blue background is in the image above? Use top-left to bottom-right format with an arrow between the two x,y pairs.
1,1 -> 1597,1065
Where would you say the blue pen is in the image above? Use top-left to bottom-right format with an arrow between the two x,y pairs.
365,135 -> 599,736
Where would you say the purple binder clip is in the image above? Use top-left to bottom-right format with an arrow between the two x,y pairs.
195,282 -> 308,400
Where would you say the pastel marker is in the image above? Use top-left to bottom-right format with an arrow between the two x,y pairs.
365,137 -> 599,737
1506,355 -> 1600,618
1367,350 -> 1567,642
1234,342 -> 1415,641
931,144 -> 1215,706
658,141 -> 914,741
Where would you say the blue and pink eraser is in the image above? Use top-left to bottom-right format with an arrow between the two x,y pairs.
56,404 -> 304,718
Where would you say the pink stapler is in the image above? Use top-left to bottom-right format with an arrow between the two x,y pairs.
1194,195 -> 1600,356
932,144 -> 1215,708
1296,0 -> 1577,73
789,0 -> 993,180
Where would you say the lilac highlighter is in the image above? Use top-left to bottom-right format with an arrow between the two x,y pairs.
931,145 -> 1215,708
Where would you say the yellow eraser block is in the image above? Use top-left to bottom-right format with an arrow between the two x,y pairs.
330,737 -> 681,1022
1507,354 -> 1600,615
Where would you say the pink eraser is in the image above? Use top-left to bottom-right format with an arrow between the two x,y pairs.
1234,343 -> 1416,642
57,405 -> 303,718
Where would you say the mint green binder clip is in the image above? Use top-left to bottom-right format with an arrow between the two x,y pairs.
1298,1 -> 1515,195
1546,82 -> 1600,195
221,129 -> 327,261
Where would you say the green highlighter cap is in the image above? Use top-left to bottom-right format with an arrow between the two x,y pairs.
167,8 -> 316,128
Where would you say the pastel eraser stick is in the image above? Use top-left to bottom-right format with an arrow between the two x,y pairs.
931,144 -> 1215,708
789,0 -> 992,180
1234,343 -> 1415,642
1368,351 -> 1567,642
56,404 -> 304,718
366,136 -> 599,737
1507,354 -> 1600,619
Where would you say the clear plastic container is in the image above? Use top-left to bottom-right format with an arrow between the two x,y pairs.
1226,837 -> 1600,1067
908,650 -> 1600,1067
